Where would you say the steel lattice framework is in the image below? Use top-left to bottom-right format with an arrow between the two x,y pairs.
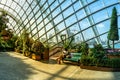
0,0 -> 120,48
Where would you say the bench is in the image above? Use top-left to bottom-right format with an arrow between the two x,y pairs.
63,53 -> 81,63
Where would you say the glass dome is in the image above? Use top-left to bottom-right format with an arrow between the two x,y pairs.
0,0 -> 120,48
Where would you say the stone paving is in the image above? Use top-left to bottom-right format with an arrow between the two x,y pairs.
0,52 -> 120,80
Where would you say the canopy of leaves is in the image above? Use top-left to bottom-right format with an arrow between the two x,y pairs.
108,7 -> 119,40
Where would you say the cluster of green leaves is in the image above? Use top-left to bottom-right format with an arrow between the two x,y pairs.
0,11 -> 15,51
0,11 -> 8,32
81,56 -> 120,68
97,58 -> 120,68
80,42 -> 89,56
60,35 -> 75,50
80,42 -> 120,68
80,55 -> 97,66
91,44 -> 105,59
80,44 -> 105,66
31,40 -> 45,55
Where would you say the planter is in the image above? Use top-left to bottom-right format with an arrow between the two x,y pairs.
2,36 -> 10,41
24,51 -> 31,57
31,53 -> 41,60
1,30 -> 8,36
80,65 -> 120,72
43,48 -> 49,60
107,54 -> 120,59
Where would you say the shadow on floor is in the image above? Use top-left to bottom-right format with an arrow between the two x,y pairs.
0,52 -> 36,80
0,52 -> 120,80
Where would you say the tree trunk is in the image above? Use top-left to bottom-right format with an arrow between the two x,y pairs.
107,40 -> 111,48
113,40 -> 114,51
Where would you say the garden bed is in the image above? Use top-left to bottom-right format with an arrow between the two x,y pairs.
80,65 -> 120,72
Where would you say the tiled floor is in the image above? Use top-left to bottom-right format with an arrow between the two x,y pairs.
0,52 -> 120,80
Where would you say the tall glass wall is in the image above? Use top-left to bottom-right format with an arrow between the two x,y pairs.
0,0 -> 120,48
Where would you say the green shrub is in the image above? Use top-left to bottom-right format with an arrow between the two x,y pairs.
81,55 -> 120,68
81,42 -> 89,56
92,44 -> 105,59
88,48 -> 94,57
110,58 -> 120,68
80,55 -> 96,66
97,58 -> 120,68
97,58 -> 109,67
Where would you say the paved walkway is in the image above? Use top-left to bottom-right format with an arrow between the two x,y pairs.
0,52 -> 120,80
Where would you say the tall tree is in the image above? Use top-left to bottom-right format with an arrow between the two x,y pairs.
107,7 -> 119,50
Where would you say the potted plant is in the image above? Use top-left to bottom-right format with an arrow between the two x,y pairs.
31,40 -> 45,60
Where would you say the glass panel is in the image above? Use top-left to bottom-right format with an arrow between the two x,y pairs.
97,21 -> 110,34
48,0 -> 55,5
87,38 -> 98,48
44,3 -> 49,10
72,1 -> 82,11
54,14 -> 63,24
118,17 -> 120,28
44,18 -> 49,25
4,6 -> 9,11
100,33 -> 108,47
39,28 -> 45,37
61,0 -> 72,10
65,15 -> 77,27
0,4 -> 4,8
11,2 -> 17,9
103,0 -> 118,6
82,28 -> 95,40
36,14 -> 42,24
26,7 -> 32,15
80,18 -> 90,30
93,10 -> 108,23
19,10 -> 25,17
28,12 -> 34,20
52,7 -> 61,17
6,0 -> 12,6
38,22 -> 44,30
57,22 -> 66,32
116,4 -> 120,15
63,7 -> 74,18
24,19 -> 29,25
23,2 -> 29,11
87,0 -> 94,3
89,1 -> 104,13
58,0 -> 64,3
19,0 -> 25,6
33,5 -> 39,14
46,23 -> 53,31
1,0 -> 6,4
76,9 -> 86,20
30,1 -> 36,9
69,24 -> 80,34
15,6 -> 21,13
30,22 -> 36,30
74,33 -> 83,42
47,29 -> 56,43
